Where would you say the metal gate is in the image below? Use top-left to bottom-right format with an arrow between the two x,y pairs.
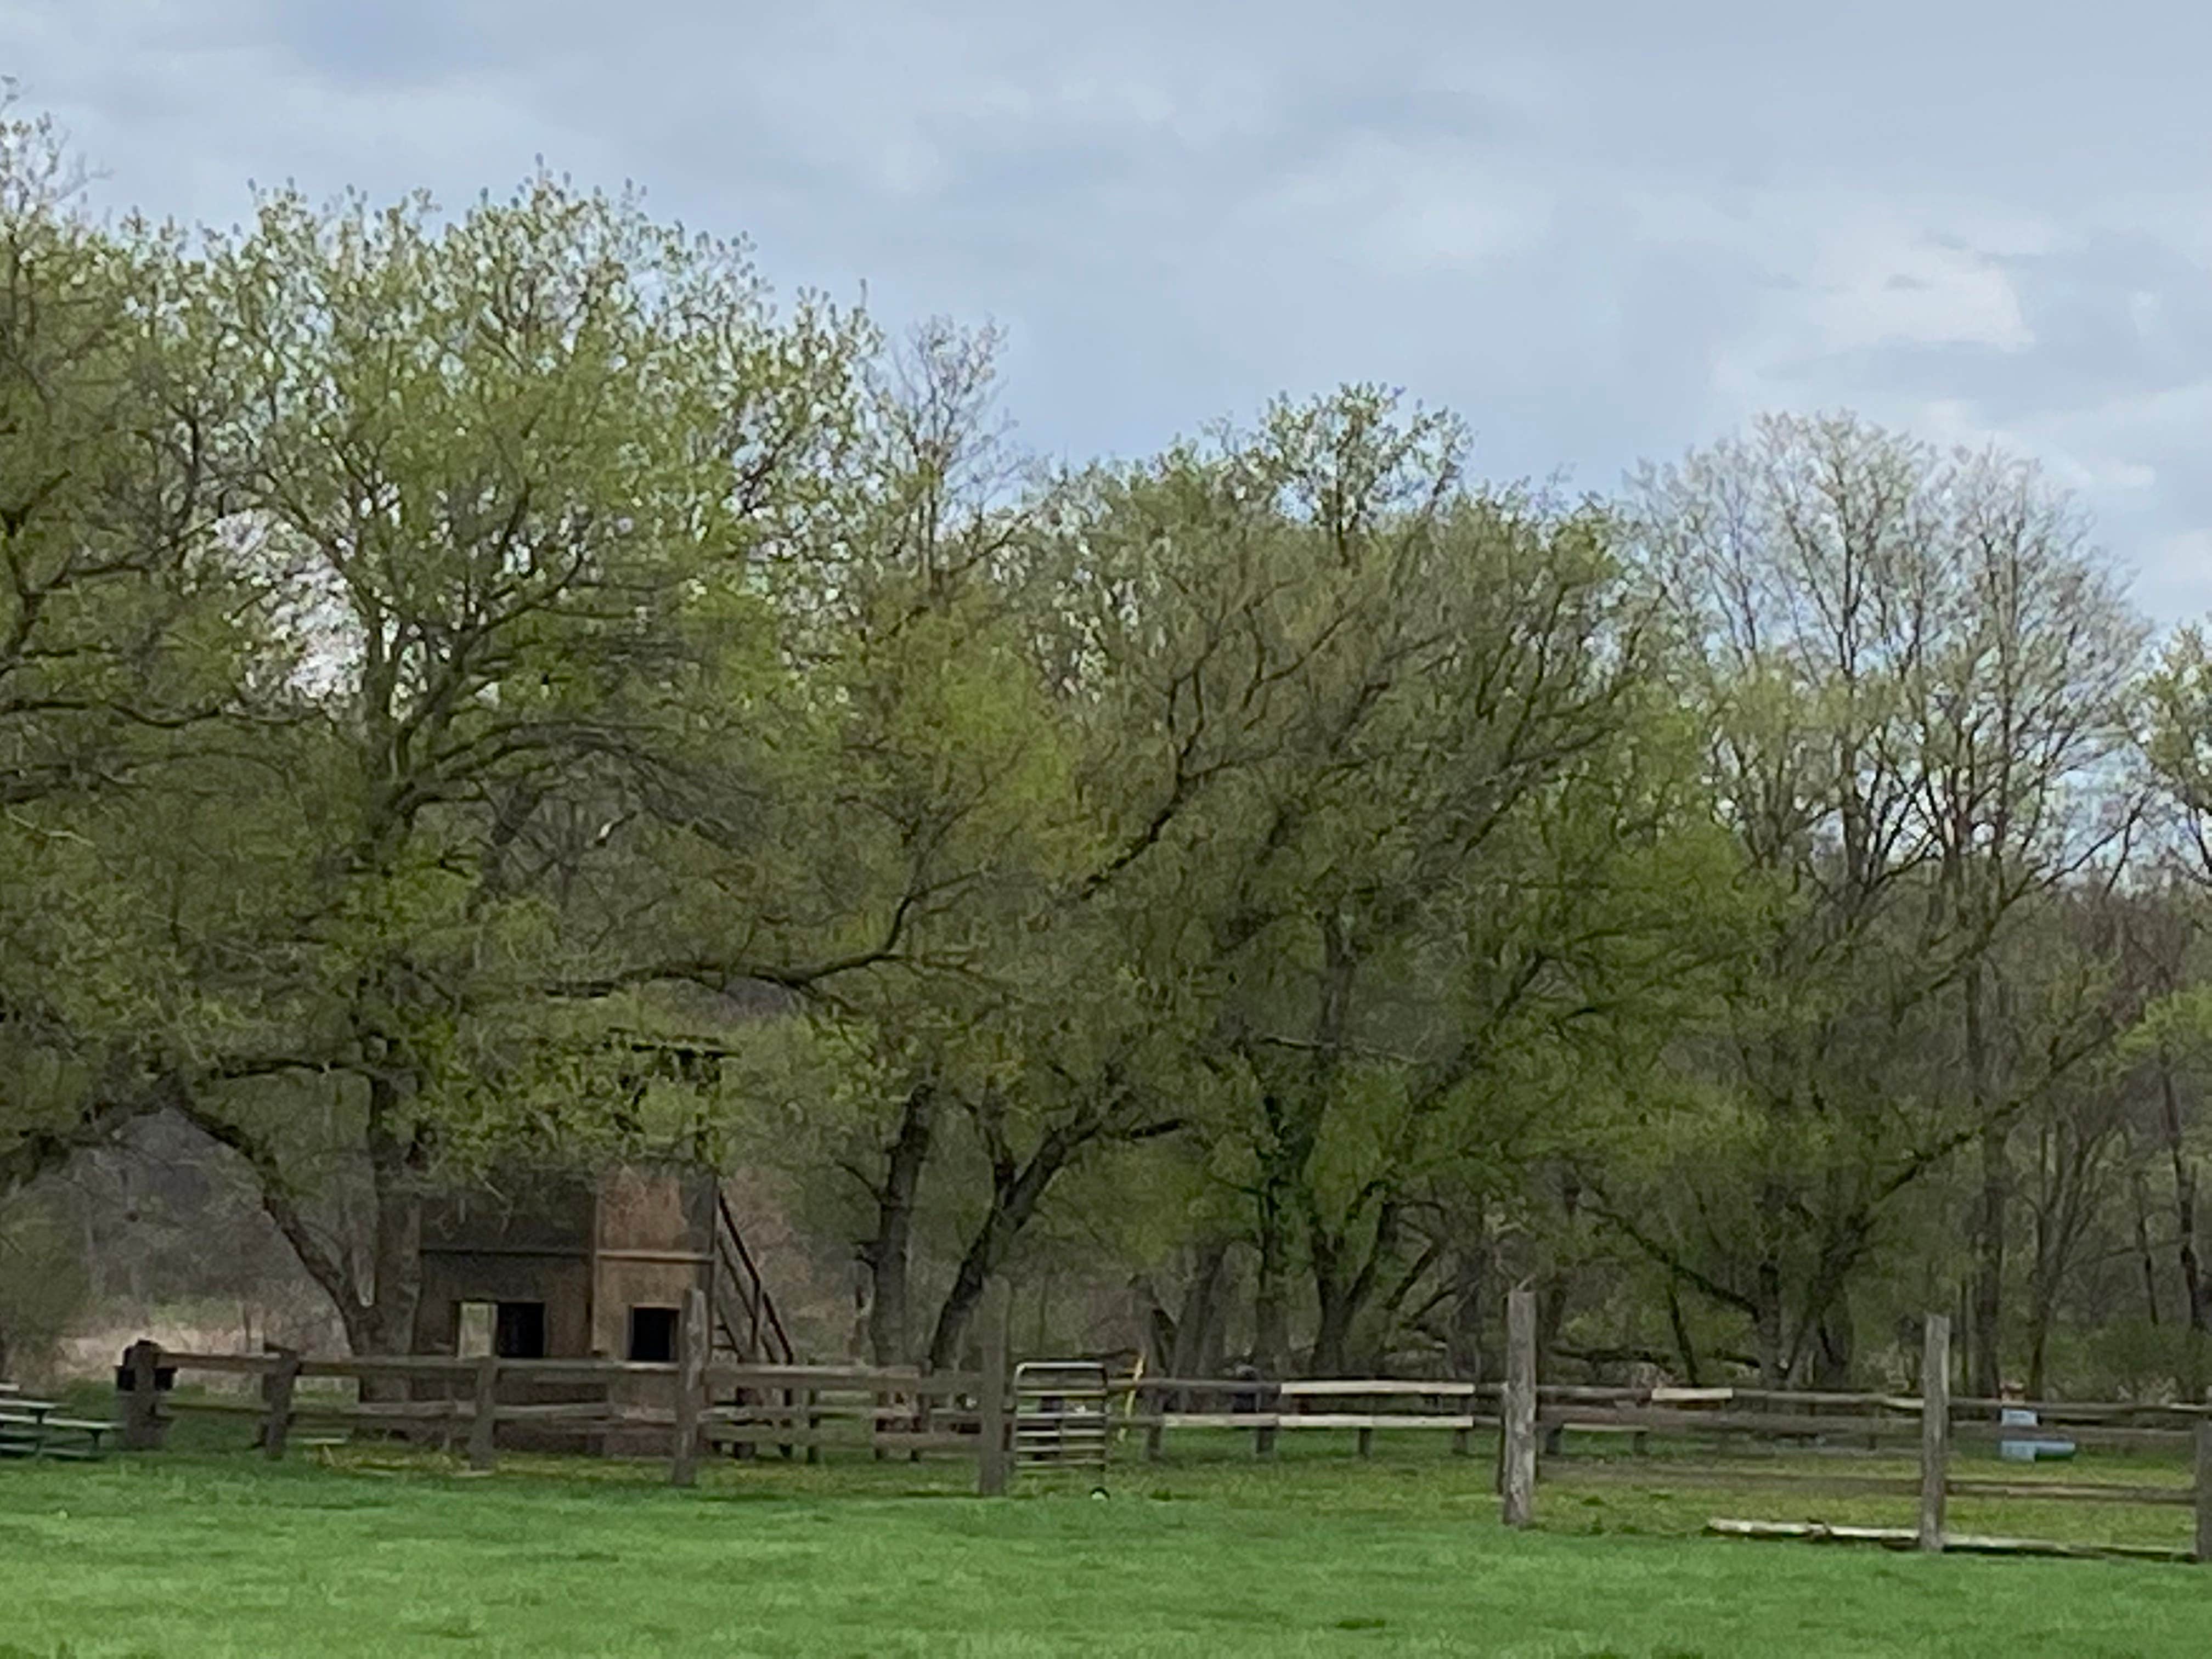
1011,1360 -> 1110,1489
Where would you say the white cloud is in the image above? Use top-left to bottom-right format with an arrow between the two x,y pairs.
1803,220 -> 2035,355
1242,136 -> 1552,275
8,0 -> 2212,617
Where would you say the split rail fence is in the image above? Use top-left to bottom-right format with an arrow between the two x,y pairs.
117,1288 -> 1017,1493
109,1284 -> 2212,1559
1494,1291 -> 2212,1564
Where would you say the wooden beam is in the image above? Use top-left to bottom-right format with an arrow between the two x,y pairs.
1502,1288 -> 1537,1528
670,1286 -> 707,1488
121,1340 -> 165,1452
1919,1313 -> 1950,1554
976,1278 -> 1011,1497
2195,1418 -> 2212,1564
259,1349 -> 301,1462
467,1356 -> 499,1472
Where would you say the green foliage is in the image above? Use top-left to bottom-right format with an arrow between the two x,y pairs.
0,1187 -> 88,1375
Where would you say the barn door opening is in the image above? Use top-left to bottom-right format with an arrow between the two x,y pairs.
628,1306 -> 679,1363
494,1301 -> 548,1359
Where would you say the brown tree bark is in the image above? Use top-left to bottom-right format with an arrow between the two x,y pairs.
2166,1069 -> 2206,1325
924,1121 -> 1087,1370
182,1068 -> 426,1373
857,1084 -> 936,1365
1970,1118 -> 2010,1398
1167,1240 -> 1232,1379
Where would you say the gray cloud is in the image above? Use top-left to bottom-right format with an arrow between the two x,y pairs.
8,0 -> 2212,615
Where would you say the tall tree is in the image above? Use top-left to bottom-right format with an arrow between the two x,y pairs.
159,176 -> 873,1355
1615,413 -> 2140,1386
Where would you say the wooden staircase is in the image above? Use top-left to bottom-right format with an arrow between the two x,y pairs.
711,1188 -> 794,1367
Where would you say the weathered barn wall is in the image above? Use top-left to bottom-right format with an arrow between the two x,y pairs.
590,1165 -> 715,1361
410,1175 -> 599,1358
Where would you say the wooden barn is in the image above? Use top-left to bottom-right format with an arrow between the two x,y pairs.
408,1164 -> 790,1449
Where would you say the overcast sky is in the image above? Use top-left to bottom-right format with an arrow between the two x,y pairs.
8,1 -> 2211,617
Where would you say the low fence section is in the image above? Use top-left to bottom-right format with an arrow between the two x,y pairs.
116,1288 -> 1006,1493
1494,1293 -> 2212,1564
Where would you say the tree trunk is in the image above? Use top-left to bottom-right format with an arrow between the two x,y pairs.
1963,952 -> 2006,1401
361,1076 -> 426,1358
2160,1065 -> 2208,1393
1308,1199 -> 1397,1376
1444,1239 -> 1488,1381
182,1069 -> 424,1385
1666,1278 -> 1701,1386
1251,1153 -> 1295,1376
1970,1118 -> 2008,1398
1246,916 -> 1355,1378
1753,1258 -> 1786,1387
924,1124 -> 1084,1370
2133,1165 -> 2163,1327
859,1084 -> 936,1365
1308,1223 -> 1350,1377
1168,1240 -> 1231,1380
2025,1266 -> 2055,1403
1812,1299 -> 1854,1391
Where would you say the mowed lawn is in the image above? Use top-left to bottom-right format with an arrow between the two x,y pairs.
5,1442 -> 2212,1658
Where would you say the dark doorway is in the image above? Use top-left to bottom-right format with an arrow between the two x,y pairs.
494,1301 -> 548,1359
628,1306 -> 679,1363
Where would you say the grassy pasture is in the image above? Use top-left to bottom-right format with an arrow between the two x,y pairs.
4,1429 -> 2210,1656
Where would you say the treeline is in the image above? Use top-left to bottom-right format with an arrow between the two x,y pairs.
3,105 -> 2211,1396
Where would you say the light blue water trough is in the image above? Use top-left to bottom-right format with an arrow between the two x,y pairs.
1997,1406 -> 2076,1463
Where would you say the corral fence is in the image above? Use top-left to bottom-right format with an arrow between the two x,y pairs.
1496,1292 -> 2212,1565
108,1285 -> 2212,1559
116,1287 -> 1011,1492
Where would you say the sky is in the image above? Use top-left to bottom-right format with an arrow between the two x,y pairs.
7,1 -> 2212,617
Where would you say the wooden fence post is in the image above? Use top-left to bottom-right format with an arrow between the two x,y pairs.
670,1285 -> 708,1487
467,1354 -> 500,1472
910,1365 -> 932,1465
2194,1417 -> 2212,1565
977,1278 -> 1012,1497
259,1348 -> 301,1462
1918,1312 -> 1950,1553
121,1340 -> 165,1451
1502,1288 -> 1537,1528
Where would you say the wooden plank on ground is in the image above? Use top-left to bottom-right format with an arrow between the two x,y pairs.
1707,1517 -> 2190,1563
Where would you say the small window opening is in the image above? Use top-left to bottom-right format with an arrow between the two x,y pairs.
628,1306 -> 679,1363
494,1300 -> 548,1359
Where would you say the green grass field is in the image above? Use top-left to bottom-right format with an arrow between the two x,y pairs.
5,1435 -> 2211,1657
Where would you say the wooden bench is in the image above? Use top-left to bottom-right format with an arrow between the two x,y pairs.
1,1399 -> 116,1459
